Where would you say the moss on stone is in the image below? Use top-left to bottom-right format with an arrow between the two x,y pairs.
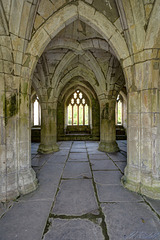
9,94 -> 18,117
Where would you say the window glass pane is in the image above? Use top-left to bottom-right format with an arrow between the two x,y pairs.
71,98 -> 74,104
68,104 -> 72,125
85,104 -> 88,125
34,99 -> 39,125
74,93 -> 77,99
73,105 -> 78,125
76,98 -> 80,104
79,92 -> 83,99
117,101 -> 122,125
79,104 -> 83,125
82,98 -> 85,104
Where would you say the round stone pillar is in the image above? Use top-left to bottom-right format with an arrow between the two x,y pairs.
98,99 -> 119,152
38,102 -> 59,154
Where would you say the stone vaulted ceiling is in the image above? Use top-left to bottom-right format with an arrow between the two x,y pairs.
32,19 -> 125,101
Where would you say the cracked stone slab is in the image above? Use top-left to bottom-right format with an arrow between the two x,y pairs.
101,202 -> 160,240
68,153 -> 88,161
44,218 -> 104,240
93,171 -> 122,185
89,154 -> 110,160
120,147 -> 127,152
108,152 -> 127,162
0,200 -> 53,240
0,202 -> 13,218
96,184 -> 143,202
52,179 -> 99,216
31,156 -> 47,167
91,160 -> 118,171
115,161 -> 127,173
144,197 -> 160,217
63,162 -> 92,179
21,163 -> 64,201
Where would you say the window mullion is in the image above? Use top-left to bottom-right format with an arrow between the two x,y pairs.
77,105 -> 79,126
83,105 -> 85,126
72,105 -> 73,125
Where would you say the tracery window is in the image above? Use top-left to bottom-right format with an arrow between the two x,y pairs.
116,94 -> 122,125
33,96 -> 41,126
67,90 -> 89,126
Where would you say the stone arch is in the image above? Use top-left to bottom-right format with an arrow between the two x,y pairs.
32,75 -> 43,102
60,79 -> 97,103
57,77 -> 100,141
56,64 -> 104,98
116,0 -> 146,54
0,1 -> 9,35
22,1 -> 130,81
52,51 -> 106,92
46,38 -> 116,57
145,0 -> 160,48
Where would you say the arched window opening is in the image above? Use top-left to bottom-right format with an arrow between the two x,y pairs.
33,96 -> 41,126
67,90 -> 89,126
116,94 -> 122,125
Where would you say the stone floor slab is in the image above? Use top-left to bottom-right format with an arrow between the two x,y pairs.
47,155 -> 68,164
96,184 -> 143,202
70,148 -> 87,153
68,153 -> 88,161
88,150 -> 107,155
53,150 -> 69,156
44,218 -> 104,240
3,141 -> 160,240
93,171 -> 122,185
108,152 -> 127,162
101,202 -> 160,240
0,200 -> 52,240
31,156 -> 47,167
22,163 -> 64,201
52,179 -> 99,216
144,197 -> 160,217
89,154 -> 110,160
115,161 -> 127,173
71,145 -> 86,149
63,162 -> 92,179
91,160 -> 118,171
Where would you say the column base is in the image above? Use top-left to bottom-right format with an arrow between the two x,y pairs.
98,141 -> 119,153
18,168 -> 38,195
38,143 -> 59,154
0,168 -> 38,202
122,175 -> 160,200
0,173 -> 19,202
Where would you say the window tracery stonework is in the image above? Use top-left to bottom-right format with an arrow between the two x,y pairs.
67,90 -> 89,126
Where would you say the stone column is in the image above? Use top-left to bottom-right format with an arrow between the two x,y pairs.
122,58 -> 160,199
0,39 -> 37,201
17,79 -> 38,196
98,98 -> 119,152
38,101 -> 59,154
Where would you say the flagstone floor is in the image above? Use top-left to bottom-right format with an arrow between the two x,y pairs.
0,141 -> 160,240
